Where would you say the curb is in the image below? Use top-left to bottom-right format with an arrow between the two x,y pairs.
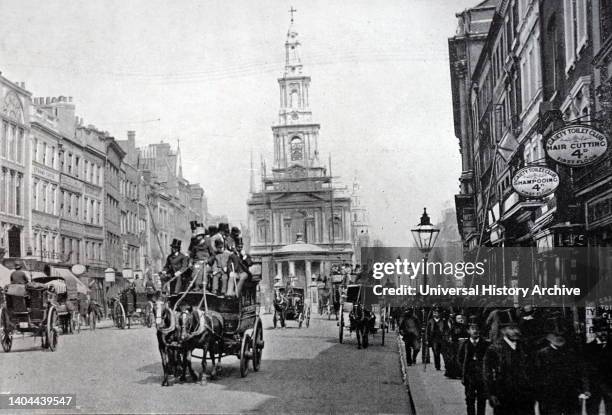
397,335 -> 417,414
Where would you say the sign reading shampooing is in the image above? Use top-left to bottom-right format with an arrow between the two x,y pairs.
512,166 -> 559,198
546,125 -> 608,166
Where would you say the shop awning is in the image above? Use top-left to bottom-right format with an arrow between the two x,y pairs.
40,267 -> 89,294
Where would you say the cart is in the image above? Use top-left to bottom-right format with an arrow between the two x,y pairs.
168,278 -> 264,378
0,283 -> 60,352
285,287 -> 310,328
113,285 -> 155,329
338,284 -> 386,346
32,273 -> 90,335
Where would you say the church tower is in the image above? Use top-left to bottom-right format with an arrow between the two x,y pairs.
272,10 -> 324,180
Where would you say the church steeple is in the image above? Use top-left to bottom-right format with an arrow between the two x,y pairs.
272,9 -> 324,181
285,7 -> 303,76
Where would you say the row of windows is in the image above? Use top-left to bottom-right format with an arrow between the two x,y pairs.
0,168 -> 23,216
106,195 -> 120,221
120,211 -> 139,235
120,178 -> 138,200
1,120 -> 25,165
31,232 -> 103,265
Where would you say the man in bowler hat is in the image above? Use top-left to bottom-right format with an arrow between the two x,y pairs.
534,316 -> 587,415
427,306 -> 447,371
458,315 -> 489,415
483,309 -> 535,415
162,239 -> 190,294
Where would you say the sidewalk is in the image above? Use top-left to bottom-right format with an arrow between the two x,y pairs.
397,335 -> 492,415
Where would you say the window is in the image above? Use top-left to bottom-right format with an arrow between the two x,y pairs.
84,160 -> 88,182
67,153 -> 72,174
1,121 -> 7,158
42,142 -> 47,165
16,128 -> 23,164
50,146 -> 55,168
75,156 -> 79,177
15,174 -> 21,216
50,185 -> 56,215
564,0 -> 588,71
41,183 -> 47,213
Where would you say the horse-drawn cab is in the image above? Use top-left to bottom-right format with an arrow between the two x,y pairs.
113,282 -> 156,330
0,282 -> 60,352
338,284 -> 385,348
32,271 -> 89,335
285,286 -> 310,328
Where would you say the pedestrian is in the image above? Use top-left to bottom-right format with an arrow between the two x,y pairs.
483,309 -> 535,415
426,306 -> 447,371
447,313 -> 468,379
161,239 -> 190,294
457,315 -> 489,415
9,263 -> 29,285
399,308 -> 421,365
583,316 -> 612,415
189,224 -> 210,291
534,316 -> 587,415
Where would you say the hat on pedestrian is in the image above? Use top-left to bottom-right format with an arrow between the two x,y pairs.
208,225 -> 218,235
190,221 -> 198,231
497,309 -> 518,327
14,263 -> 22,270
592,316 -> 608,333
543,316 -> 569,336
231,226 -> 241,237
170,238 -> 182,249
218,223 -> 229,234
467,315 -> 480,328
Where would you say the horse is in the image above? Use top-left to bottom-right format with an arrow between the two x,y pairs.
349,302 -> 375,349
272,290 -> 288,328
175,307 -> 224,382
154,299 -> 182,386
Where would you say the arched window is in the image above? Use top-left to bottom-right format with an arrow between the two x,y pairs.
290,137 -> 303,161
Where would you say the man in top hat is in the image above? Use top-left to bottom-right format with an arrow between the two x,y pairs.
10,263 -> 29,285
534,316 -> 587,415
583,316 -> 612,415
189,224 -> 211,291
427,306 -> 448,371
227,236 -> 253,298
162,239 -> 190,294
483,309 -> 535,415
457,315 -> 489,415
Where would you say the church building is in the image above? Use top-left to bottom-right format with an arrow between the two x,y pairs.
247,14 -> 353,295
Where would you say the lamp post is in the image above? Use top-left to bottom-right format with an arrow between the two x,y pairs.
411,208 -> 440,288
411,208 -> 440,367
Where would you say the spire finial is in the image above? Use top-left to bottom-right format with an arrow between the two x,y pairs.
289,6 -> 297,23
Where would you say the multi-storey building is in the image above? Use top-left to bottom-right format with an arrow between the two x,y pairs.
117,131 -> 142,279
105,136 -> 126,275
451,0 -> 612,302
0,76 -> 30,259
75,121 -> 107,283
30,99 -> 61,263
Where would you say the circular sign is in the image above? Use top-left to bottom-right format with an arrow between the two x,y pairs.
512,166 -> 559,198
546,125 -> 608,166
71,264 -> 86,276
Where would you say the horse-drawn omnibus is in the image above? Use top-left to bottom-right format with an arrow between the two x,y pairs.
0,282 -> 60,352
338,284 -> 386,348
154,261 -> 265,385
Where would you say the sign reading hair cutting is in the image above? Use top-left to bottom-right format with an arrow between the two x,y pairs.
512,166 -> 559,198
546,125 -> 608,166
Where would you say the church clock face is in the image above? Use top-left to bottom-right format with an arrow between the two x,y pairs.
290,137 -> 303,160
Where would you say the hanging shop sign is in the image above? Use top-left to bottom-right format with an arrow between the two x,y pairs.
546,125 -> 608,166
512,166 -> 559,198
104,267 -> 116,283
71,264 -> 86,276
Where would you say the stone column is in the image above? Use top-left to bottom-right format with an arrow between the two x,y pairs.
305,260 -> 312,280
276,261 -> 282,279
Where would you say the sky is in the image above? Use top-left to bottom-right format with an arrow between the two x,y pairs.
0,0 -> 479,246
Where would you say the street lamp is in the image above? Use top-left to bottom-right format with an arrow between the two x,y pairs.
411,208 -> 440,288
411,208 -> 440,367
